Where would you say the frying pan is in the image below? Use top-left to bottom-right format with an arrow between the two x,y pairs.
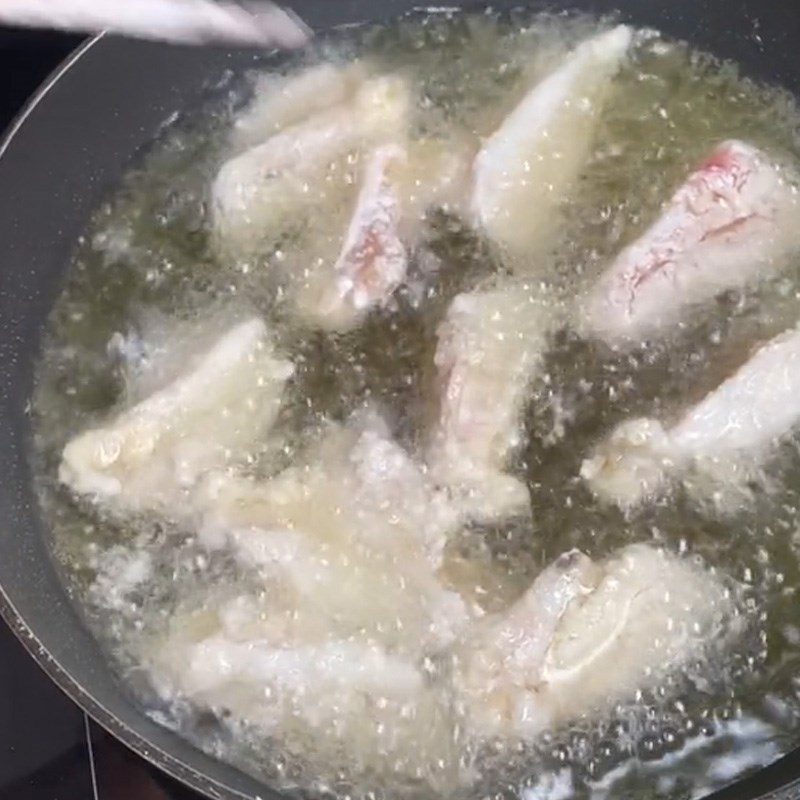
1,1 -> 799,798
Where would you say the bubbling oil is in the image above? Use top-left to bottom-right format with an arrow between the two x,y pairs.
30,8 -> 800,800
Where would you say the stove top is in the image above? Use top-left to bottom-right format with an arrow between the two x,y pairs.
1,615 -> 196,800
0,26 -> 202,800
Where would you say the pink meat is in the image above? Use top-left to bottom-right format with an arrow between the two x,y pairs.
330,144 -> 408,315
585,140 -> 800,344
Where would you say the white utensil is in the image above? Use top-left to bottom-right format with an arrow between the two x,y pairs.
0,0 -> 310,47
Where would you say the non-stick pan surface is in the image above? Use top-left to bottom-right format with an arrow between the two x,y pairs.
1,1 -> 800,798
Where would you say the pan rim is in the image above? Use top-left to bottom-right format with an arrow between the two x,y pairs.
2,8 -> 800,800
0,31 -> 265,800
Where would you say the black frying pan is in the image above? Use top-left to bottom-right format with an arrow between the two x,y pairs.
1,1 -> 800,798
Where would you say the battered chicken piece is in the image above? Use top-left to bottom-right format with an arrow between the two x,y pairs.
157,619 -> 423,711
471,25 -> 632,254
456,544 -> 738,738
292,136 -> 475,330
212,74 -> 411,253
582,325 -> 800,507
59,318 -> 293,515
428,286 -> 554,521
198,410 -> 469,652
304,144 -> 409,329
585,140 -> 800,344
147,594 -> 466,791
231,62 -> 368,153
149,594 -> 424,730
